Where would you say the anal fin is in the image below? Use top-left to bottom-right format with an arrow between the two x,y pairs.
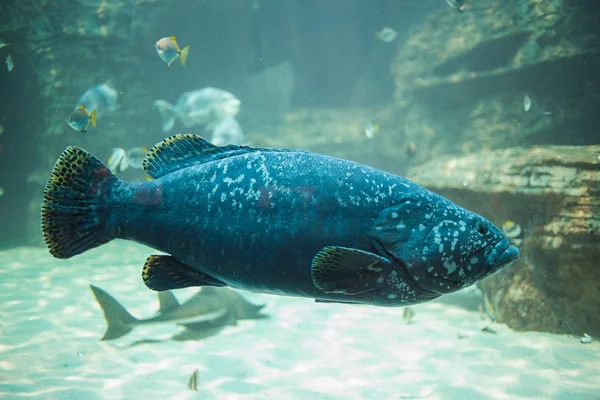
142,255 -> 225,291
311,246 -> 392,295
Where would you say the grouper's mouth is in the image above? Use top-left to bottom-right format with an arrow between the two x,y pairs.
491,240 -> 520,271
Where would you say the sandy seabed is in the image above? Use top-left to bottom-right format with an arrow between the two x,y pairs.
0,240 -> 598,400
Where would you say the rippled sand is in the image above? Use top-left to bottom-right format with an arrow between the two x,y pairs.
1,241 -> 598,399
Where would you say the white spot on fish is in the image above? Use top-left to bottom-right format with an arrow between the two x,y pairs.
451,238 -> 458,251
223,174 -> 245,186
443,260 -> 457,274
391,212 -> 398,219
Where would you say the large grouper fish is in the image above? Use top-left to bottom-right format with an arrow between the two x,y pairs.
42,134 -> 519,306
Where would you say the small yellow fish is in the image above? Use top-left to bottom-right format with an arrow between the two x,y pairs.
0,39 -> 8,49
66,106 -> 97,133
6,54 -> 14,72
187,369 -> 198,391
375,27 -> 397,43
502,220 -> 522,239
155,36 -> 190,68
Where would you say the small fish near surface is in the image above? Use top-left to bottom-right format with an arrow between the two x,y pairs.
89,285 -> 266,341
523,94 -> 532,112
42,134 -> 520,307
5,54 -> 14,72
364,121 -> 379,139
0,39 -> 9,49
66,82 -> 118,132
446,0 -> 472,13
375,27 -> 397,43
155,36 -> 190,68
153,87 -> 241,133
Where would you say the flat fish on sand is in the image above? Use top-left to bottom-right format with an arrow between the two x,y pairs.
42,135 -> 519,307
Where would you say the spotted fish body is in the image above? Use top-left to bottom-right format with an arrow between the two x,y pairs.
42,135 -> 519,307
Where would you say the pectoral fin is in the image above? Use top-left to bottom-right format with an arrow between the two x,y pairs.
142,255 -> 226,291
311,246 -> 392,295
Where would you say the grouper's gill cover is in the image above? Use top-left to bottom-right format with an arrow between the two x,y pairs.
41,134 -> 520,307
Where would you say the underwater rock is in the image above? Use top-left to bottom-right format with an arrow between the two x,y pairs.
240,61 -> 295,113
390,0 -> 600,167
407,145 -> 600,336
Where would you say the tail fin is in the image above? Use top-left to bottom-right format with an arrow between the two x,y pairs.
179,45 -> 190,66
89,109 -> 97,127
41,146 -> 119,259
90,285 -> 138,341
153,100 -> 177,132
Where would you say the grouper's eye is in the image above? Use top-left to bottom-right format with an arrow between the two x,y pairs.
476,221 -> 489,236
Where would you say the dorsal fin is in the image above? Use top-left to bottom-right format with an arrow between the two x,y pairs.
142,134 -> 254,179
157,291 -> 180,313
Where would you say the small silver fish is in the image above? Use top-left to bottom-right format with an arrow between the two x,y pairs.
580,333 -> 593,344
523,94 -> 532,112
0,39 -> 8,49
364,121 -> 379,139
446,0 -> 471,13
66,106 -> 96,133
482,291 -> 497,322
207,117 -> 245,146
187,369 -> 198,391
126,146 -> 148,170
107,148 -> 127,173
403,307 -> 415,323
5,54 -> 14,72
155,36 -> 190,68
375,27 -> 397,43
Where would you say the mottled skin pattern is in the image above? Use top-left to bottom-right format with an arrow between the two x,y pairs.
108,149 -> 518,306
